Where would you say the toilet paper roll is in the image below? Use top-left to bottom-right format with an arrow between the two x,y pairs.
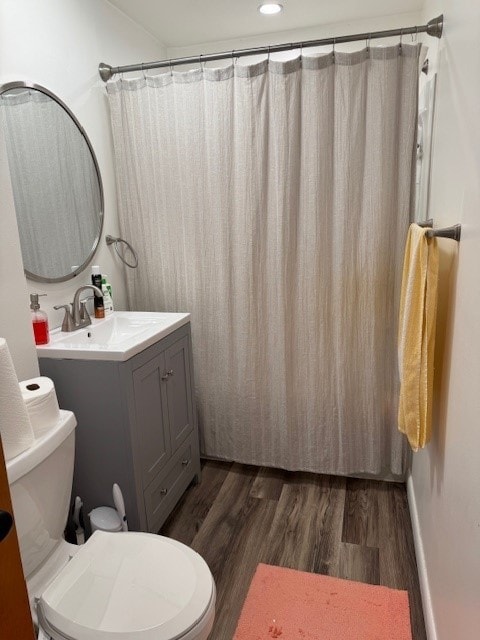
0,338 -> 34,461
19,376 -> 61,438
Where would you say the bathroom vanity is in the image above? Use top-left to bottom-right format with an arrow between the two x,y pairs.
38,313 -> 200,533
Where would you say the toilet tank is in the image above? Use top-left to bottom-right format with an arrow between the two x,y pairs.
6,411 -> 76,579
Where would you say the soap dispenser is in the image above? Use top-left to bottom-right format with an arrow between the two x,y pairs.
30,293 -> 50,345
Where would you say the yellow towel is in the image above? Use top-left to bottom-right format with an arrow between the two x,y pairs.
398,223 -> 439,451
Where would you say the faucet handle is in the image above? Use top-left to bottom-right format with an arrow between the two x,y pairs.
54,304 -> 75,332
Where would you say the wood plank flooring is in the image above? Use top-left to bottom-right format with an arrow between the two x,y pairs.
161,461 -> 426,640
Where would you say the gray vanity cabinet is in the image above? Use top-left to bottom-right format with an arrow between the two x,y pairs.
39,323 -> 200,534
164,335 -> 194,452
132,354 -> 171,490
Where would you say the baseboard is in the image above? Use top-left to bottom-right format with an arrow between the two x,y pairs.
407,474 -> 438,640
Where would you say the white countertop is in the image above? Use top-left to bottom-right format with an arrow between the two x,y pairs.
36,311 -> 190,361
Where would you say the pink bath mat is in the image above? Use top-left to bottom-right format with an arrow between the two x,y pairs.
233,563 -> 412,640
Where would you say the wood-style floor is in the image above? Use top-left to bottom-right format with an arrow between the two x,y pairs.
161,461 -> 426,640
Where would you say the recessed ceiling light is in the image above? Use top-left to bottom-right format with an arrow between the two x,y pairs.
258,3 -> 283,15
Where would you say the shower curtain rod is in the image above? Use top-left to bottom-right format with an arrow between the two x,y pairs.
98,14 -> 443,82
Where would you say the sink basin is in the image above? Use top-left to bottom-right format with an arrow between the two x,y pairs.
37,311 -> 190,361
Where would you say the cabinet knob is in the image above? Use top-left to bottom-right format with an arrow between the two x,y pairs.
160,488 -> 168,495
181,459 -> 190,466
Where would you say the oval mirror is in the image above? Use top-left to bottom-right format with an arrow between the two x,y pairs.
0,82 -> 103,282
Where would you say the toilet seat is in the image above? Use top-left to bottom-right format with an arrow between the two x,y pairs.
37,531 -> 215,640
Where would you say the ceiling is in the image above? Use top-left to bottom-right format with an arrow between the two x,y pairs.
108,0 -> 424,48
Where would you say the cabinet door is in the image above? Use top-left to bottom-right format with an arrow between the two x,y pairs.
164,335 -> 194,453
133,353 -> 171,489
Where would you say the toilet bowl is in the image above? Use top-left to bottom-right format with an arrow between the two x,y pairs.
6,410 -> 215,640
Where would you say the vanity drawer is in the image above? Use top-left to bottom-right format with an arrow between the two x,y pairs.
144,437 -> 195,532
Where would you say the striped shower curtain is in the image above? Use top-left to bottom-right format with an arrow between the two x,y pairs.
107,44 -> 421,479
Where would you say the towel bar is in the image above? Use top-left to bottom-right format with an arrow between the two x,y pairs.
416,219 -> 461,241
417,219 -> 433,228
426,224 -> 461,241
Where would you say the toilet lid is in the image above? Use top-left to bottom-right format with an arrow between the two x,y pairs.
39,530 -> 215,640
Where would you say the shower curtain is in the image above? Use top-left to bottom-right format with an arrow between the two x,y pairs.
107,44 -> 421,479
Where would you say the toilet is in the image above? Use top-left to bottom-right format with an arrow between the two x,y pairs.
6,410 -> 216,640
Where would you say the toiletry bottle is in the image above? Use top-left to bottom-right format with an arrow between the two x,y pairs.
101,276 -> 114,315
91,266 -> 105,319
30,293 -> 50,345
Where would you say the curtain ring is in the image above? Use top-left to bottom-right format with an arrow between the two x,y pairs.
267,46 -> 271,63
199,53 -> 204,71
332,37 -> 336,58
400,28 -> 404,48
169,59 -> 173,76
141,62 -> 146,80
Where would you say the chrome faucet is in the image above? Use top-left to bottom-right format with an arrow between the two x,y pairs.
54,285 -> 103,332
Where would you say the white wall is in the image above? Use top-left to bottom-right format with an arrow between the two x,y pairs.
408,2 -> 480,639
0,125 -> 39,380
0,0 -> 165,379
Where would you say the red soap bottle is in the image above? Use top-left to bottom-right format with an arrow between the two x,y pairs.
30,293 -> 50,345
